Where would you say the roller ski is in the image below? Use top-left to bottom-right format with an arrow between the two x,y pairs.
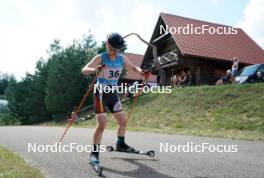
107,143 -> 155,157
89,154 -> 103,176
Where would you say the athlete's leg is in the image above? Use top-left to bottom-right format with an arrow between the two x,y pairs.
91,92 -> 106,159
113,111 -> 127,137
106,92 -> 126,138
93,113 -> 107,144
90,113 -> 107,165
113,111 -> 135,151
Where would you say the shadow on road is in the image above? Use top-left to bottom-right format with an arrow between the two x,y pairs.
103,157 -> 174,178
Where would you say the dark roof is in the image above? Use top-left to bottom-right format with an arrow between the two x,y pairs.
124,53 -> 156,82
150,13 -> 264,64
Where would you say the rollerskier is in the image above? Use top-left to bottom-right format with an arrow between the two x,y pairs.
81,32 -> 145,174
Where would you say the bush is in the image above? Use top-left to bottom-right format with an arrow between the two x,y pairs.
0,113 -> 19,125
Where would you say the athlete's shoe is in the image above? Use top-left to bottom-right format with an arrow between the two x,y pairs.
89,153 -> 102,176
116,142 -> 135,152
89,153 -> 100,166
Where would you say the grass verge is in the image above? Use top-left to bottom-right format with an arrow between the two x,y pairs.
0,145 -> 44,178
77,83 -> 264,141
43,83 -> 264,141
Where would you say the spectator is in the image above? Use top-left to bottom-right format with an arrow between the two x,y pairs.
231,57 -> 239,83
186,69 -> 192,86
177,70 -> 188,87
216,69 -> 232,85
171,74 -> 179,87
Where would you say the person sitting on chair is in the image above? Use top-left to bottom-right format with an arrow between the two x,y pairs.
177,70 -> 188,87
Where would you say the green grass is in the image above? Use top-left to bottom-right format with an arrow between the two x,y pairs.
0,145 -> 44,178
75,83 -> 264,141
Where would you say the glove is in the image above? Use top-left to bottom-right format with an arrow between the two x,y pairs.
95,64 -> 105,75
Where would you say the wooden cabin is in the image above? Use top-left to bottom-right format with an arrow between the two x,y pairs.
141,13 -> 264,86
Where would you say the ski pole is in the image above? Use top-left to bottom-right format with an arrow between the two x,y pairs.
127,70 -> 151,121
123,33 -> 157,62
58,65 -> 105,143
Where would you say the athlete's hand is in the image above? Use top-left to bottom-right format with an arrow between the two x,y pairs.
97,65 -> 103,71
67,112 -> 77,123
140,70 -> 151,79
95,64 -> 105,74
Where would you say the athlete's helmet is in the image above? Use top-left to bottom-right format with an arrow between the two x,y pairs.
107,33 -> 125,49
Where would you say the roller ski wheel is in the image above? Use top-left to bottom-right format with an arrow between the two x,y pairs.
106,145 -> 155,157
146,150 -> 155,157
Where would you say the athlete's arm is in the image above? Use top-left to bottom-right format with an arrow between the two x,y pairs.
123,55 -> 143,75
82,55 -> 102,75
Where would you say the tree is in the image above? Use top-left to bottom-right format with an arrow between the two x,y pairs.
5,59 -> 51,124
5,34 -> 128,124
5,74 -> 32,124
45,36 -> 97,121
28,58 -> 51,123
0,72 -> 12,96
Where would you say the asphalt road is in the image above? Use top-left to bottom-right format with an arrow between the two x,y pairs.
0,126 -> 263,178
